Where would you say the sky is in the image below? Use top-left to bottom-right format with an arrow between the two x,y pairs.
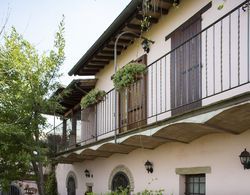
0,0 -> 131,85
0,0 -> 131,129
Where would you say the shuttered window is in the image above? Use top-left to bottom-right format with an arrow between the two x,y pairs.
119,54 -> 147,132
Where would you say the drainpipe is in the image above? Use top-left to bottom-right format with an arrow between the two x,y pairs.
113,31 -> 155,143
113,31 -> 140,143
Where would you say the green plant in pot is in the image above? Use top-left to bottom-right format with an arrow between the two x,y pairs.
80,89 -> 106,109
113,62 -> 146,91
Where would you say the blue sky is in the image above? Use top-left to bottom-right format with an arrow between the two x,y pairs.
0,0 -> 131,129
0,0 -> 131,85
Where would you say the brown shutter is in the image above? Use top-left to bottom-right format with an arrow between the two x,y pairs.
119,54 -> 147,132
171,15 -> 202,115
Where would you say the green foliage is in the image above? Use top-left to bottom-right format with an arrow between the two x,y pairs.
86,188 -> 165,195
80,89 -> 106,109
113,63 -> 146,91
45,172 -> 58,195
141,16 -> 151,32
172,0 -> 180,8
0,16 -> 65,194
136,189 -> 165,195
217,4 -> 224,10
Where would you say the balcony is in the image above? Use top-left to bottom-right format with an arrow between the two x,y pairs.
47,1 -> 250,154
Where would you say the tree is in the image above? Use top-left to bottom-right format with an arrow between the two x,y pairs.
0,17 -> 65,195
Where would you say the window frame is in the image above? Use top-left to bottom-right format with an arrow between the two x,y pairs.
185,174 -> 206,195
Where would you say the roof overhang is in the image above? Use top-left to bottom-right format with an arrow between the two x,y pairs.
56,79 -> 97,115
68,0 -> 174,76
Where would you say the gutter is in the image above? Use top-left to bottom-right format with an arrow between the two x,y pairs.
68,0 -> 142,76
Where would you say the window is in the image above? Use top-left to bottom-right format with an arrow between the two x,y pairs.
108,165 -> 134,192
111,171 -> 130,192
185,174 -> 205,195
85,183 -> 93,195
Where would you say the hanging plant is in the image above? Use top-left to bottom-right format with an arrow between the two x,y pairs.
80,89 -> 106,109
173,0 -> 180,8
141,16 -> 151,32
113,63 -> 146,91
217,0 -> 226,10
142,0 -> 152,15
141,0 -> 152,32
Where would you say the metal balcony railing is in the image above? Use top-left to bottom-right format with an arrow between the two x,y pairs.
48,0 -> 250,154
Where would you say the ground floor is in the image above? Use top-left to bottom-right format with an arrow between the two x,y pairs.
56,131 -> 250,195
0,180 -> 38,195
56,102 -> 250,195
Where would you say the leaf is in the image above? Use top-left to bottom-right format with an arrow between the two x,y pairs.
0,16 -> 65,192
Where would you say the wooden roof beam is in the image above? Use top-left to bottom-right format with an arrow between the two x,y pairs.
91,59 -> 109,63
78,71 -> 98,76
100,50 -> 121,56
112,38 -> 131,44
126,23 -> 141,30
95,55 -> 113,60
78,72 -> 97,76
83,68 -> 100,72
106,44 -> 125,50
86,64 -> 105,68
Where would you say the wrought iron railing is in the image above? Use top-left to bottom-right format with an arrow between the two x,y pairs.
47,0 -> 250,153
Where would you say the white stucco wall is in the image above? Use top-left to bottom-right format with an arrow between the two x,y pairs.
87,0 -> 250,138
94,0 -> 248,92
58,0 -> 250,194
56,129 -> 250,195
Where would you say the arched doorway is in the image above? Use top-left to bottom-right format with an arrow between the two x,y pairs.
111,171 -> 130,192
0,185 -> 20,195
108,165 -> 134,192
67,176 -> 76,195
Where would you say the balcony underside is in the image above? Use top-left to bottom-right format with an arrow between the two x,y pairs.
56,96 -> 250,164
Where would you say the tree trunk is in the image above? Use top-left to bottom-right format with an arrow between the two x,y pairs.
31,111 -> 45,195
32,160 -> 45,195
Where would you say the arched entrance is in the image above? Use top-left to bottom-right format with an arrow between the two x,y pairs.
67,176 -> 76,195
0,185 -> 20,195
111,171 -> 130,192
108,165 -> 134,192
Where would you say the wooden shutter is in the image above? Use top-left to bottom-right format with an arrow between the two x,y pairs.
119,54 -> 147,132
170,14 -> 202,115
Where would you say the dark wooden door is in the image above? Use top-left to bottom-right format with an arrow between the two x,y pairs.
119,55 -> 147,132
9,185 -> 20,195
67,176 -> 76,195
171,14 -> 202,115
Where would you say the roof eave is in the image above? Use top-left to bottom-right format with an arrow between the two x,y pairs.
68,0 -> 142,76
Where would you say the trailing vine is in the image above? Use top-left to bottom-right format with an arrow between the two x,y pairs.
80,89 -> 106,109
113,62 -> 146,91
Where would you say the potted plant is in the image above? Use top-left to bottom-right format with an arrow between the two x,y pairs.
113,62 -> 146,91
80,89 -> 106,109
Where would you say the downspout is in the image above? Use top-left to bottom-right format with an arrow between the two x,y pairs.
113,31 -> 140,144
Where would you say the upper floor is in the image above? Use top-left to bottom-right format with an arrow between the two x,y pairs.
47,0 -> 250,157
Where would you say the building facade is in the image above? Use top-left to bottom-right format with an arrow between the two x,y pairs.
47,0 -> 250,194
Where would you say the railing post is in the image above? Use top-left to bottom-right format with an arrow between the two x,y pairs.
62,119 -> 67,145
95,105 -> 98,142
113,31 -> 140,143
72,111 -> 77,146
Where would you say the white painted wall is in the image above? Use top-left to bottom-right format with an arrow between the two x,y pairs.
84,0 -> 250,140
57,1 -> 250,194
56,129 -> 250,195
